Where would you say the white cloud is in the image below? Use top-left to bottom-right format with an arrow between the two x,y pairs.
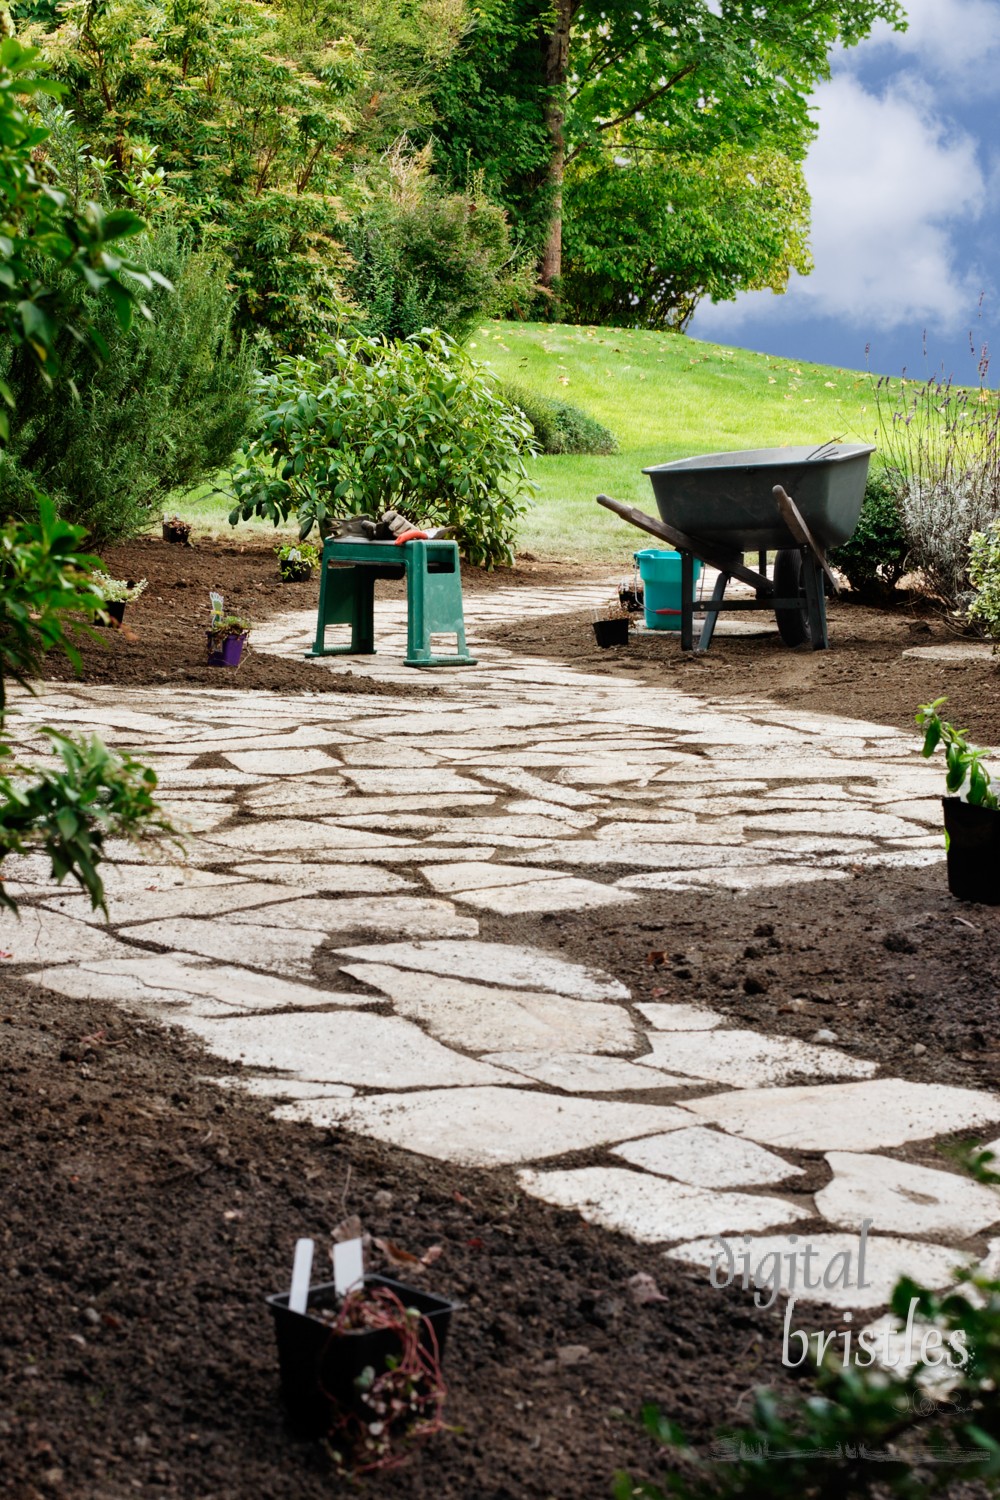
855,0 -> 1000,83
694,71 -> 986,334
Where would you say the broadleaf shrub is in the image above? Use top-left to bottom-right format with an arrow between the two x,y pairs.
830,468 -> 908,596
229,330 -> 536,569
343,155 -> 535,344
968,519 -> 1000,642
0,226 -> 254,544
501,381 -> 617,456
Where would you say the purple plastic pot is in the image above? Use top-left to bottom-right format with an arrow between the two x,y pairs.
207,631 -> 248,667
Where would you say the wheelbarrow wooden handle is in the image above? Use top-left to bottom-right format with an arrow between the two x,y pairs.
772,485 -> 841,595
595,494 -> 771,594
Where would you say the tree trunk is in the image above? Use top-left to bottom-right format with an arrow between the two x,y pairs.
539,0 -> 573,287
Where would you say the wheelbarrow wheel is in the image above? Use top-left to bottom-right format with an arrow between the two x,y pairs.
773,548 -> 809,646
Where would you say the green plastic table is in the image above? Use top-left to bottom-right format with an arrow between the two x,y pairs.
305,538 -> 476,669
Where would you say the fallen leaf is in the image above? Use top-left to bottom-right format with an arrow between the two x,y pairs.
628,1272 -> 667,1306
332,1214 -> 363,1244
646,951 -> 666,966
374,1237 -> 425,1272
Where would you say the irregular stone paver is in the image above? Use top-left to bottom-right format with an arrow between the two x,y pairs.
226,895 -> 478,940
227,863 -> 417,893
334,940 -> 630,1001
446,874 -> 635,915
216,1077 -> 355,1100
316,1088 -> 694,1166
641,1029 -> 877,1087
0,909 -> 125,964
339,963 -> 637,1054
24,956 -> 369,1016
816,1152 -> 1000,1238
181,1012 -> 520,1089
41,879 -> 309,926
117,917 -> 328,977
517,1166 -> 805,1243
481,1051 -> 692,1092
665,1234 -> 972,1309
637,1003 -> 725,1030
614,1128 -> 805,1188
686,1079 -> 1000,1151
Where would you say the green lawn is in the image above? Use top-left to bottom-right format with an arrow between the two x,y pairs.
474,320 -> 880,562
178,319 -> 883,563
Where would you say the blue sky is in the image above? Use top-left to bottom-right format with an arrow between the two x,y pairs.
689,0 -> 1000,380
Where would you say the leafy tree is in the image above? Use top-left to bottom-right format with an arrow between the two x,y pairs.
562,142 -> 812,329
27,0 -> 473,346
0,36 -> 171,912
432,0 -> 906,321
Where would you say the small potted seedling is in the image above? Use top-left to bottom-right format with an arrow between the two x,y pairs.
162,513 -> 193,546
206,593 -> 251,666
593,599 -> 631,648
91,571 -> 147,626
267,1232 -> 457,1468
917,697 -> 1000,904
275,541 -> 319,582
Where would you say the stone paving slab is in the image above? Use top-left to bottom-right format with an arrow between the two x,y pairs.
666,1234 -> 973,1308
613,1127 -> 804,1188
518,1166 -> 805,1243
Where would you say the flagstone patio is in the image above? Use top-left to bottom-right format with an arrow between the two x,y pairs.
6,580 -> 998,1321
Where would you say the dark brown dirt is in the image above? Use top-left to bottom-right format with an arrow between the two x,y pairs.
487,589 -> 1000,747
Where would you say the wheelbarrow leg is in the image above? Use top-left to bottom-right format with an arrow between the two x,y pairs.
694,570 -> 729,655
680,550 -> 695,652
801,550 -> 829,650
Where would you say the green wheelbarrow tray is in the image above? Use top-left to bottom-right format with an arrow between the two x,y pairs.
306,537 -> 477,668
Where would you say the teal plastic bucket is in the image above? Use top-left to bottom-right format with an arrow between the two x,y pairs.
634,549 -> 703,631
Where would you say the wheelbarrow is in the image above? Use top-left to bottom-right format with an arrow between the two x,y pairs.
597,442 -> 874,653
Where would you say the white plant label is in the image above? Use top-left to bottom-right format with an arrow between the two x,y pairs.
333,1237 -> 365,1297
289,1237 -> 315,1315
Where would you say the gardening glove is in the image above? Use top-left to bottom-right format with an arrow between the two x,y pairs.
379,508 -> 418,540
332,514 -> 378,540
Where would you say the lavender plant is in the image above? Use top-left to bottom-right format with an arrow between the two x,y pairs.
867,354 -> 1000,608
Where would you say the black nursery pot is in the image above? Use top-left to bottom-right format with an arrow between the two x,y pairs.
943,797 -> 1000,905
162,522 -> 190,545
93,601 -> 126,627
266,1275 -> 458,1440
593,618 -> 629,648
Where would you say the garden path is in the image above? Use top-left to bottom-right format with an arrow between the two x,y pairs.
6,582 -> 999,1342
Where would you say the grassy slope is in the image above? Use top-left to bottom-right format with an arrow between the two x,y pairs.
179,319 -> 881,562
476,320 -> 879,562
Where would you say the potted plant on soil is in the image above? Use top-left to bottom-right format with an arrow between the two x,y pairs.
275,541 -> 319,582
162,513 -> 193,545
206,613 -> 251,667
91,571 -> 147,626
267,1234 -> 457,1469
917,697 -> 1000,904
618,569 -> 644,614
593,600 -> 631,648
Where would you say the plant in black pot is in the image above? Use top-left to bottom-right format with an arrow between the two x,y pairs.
267,1233 -> 458,1471
91,571 -> 147,626
593,600 -> 631,648
917,697 -> 1000,904
275,541 -> 319,582
162,513 -> 193,546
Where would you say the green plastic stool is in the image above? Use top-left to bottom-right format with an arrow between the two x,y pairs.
306,538 -> 476,669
